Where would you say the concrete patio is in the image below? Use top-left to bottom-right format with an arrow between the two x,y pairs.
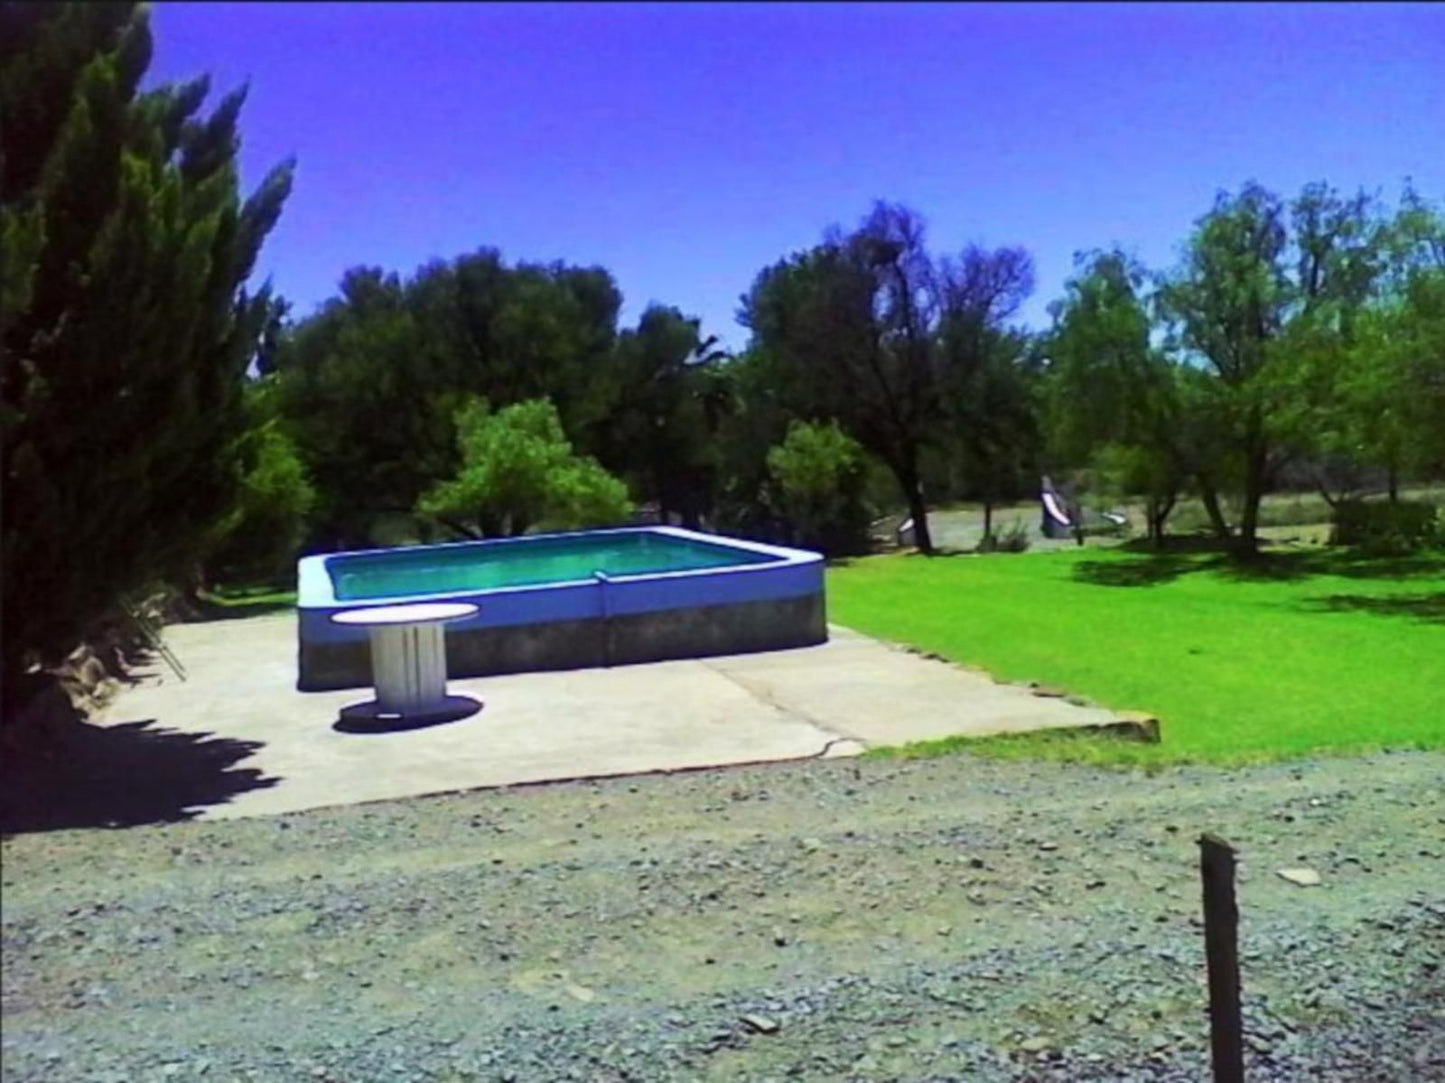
97,613 -> 1133,821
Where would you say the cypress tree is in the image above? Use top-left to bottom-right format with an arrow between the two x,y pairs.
1,2 -> 293,703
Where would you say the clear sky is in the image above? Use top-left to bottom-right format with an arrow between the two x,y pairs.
145,2 -> 1444,349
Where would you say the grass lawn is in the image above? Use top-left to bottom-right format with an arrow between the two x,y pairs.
203,584 -> 298,609
828,544 -> 1445,766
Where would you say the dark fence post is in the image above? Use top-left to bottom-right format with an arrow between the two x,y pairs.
1199,833 -> 1244,1083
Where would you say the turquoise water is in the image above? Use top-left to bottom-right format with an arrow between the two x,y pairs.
329,532 -> 775,601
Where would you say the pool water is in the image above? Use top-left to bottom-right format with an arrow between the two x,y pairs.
328,531 -> 776,602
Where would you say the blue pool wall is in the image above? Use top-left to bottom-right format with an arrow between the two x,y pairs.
296,526 -> 827,690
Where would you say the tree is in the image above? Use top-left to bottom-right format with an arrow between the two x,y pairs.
1045,250 -> 1190,547
1324,190 -> 1445,494
741,203 -> 1033,554
766,420 -> 872,555
594,305 -> 732,528
273,252 -> 624,547
203,378 -> 316,587
711,347 -> 795,541
935,245 -> 1039,544
273,267 -> 446,546
416,398 -> 631,539
1,2 -> 293,698
1155,181 -> 1392,554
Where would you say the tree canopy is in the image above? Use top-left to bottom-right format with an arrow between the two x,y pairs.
739,202 -> 1037,553
1,1 -> 292,694
416,398 -> 631,539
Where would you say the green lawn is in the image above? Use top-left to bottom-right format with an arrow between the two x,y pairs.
204,584 -> 298,609
828,545 -> 1445,766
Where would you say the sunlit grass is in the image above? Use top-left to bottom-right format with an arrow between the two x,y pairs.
829,545 -> 1445,766
205,584 -> 297,609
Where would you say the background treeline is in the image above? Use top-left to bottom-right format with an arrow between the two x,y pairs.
249,184 -> 1443,566
4,2 -> 1443,709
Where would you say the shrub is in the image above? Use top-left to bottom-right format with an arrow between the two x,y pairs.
206,422 -> 316,586
1256,495 -> 1337,528
766,421 -> 873,555
1330,500 -> 1440,554
977,519 -> 1031,553
417,398 -> 632,537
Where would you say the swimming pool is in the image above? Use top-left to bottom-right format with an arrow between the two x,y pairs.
296,526 -> 826,691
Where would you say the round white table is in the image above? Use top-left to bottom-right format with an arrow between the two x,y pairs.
331,602 -> 481,726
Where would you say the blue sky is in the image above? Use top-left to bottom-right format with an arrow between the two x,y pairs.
145,2 -> 1444,349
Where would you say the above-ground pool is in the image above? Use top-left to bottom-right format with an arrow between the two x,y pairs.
296,527 -> 826,691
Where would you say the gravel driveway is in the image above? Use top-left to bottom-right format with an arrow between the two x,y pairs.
3,750 -> 1442,1082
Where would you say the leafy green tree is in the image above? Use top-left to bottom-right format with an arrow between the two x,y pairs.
741,203 -> 1036,554
1324,191 -> 1445,495
1045,250 -> 1190,547
203,378 -> 316,587
594,305 -> 732,528
416,398 -> 631,538
707,347 -> 792,540
273,252 -> 623,546
1155,181 -> 1393,553
766,421 -> 872,555
1,1 -> 292,696
935,245 -> 1039,543
273,268 -> 448,546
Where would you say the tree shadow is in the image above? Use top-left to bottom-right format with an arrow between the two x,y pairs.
1214,550 -> 1445,583
1300,592 -> 1445,624
0,688 -> 278,835
1118,534 -> 1228,555
1072,554 -> 1198,587
1075,540 -> 1445,589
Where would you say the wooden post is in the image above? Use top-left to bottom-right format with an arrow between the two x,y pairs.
1199,833 -> 1244,1083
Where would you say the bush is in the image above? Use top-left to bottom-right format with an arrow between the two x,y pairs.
1330,500 -> 1440,553
1256,494 -> 1337,528
417,398 -> 632,537
766,421 -> 873,555
207,423 -> 316,587
977,519 -> 1031,553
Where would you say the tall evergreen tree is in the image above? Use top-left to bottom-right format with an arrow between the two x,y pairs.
1,2 -> 293,700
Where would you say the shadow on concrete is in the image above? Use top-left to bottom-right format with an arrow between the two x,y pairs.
332,697 -> 484,735
0,690 -> 278,835
1301,592 -> 1445,625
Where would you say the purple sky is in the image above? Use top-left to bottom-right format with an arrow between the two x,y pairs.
145,2 -> 1443,349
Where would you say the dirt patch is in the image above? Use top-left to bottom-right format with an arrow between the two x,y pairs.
3,751 -> 1442,1080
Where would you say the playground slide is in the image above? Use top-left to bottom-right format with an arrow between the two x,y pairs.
1041,490 -> 1072,527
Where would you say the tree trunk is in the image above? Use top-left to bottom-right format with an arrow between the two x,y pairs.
1236,486 -> 1263,557
905,487 -> 934,554
1233,410 -> 1271,558
1235,445 -> 1269,557
982,498 -> 994,545
477,511 -> 506,539
1149,491 -> 1177,550
680,499 -> 702,531
439,516 -> 484,540
1197,476 -> 1232,540
1387,462 -> 1399,504
892,453 -> 934,554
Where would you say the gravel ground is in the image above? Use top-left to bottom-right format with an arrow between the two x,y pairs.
3,750 -> 1443,1082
